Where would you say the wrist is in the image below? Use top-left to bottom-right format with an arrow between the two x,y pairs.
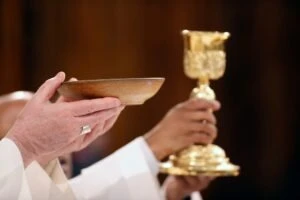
144,132 -> 167,161
6,133 -> 36,167
37,156 -> 52,168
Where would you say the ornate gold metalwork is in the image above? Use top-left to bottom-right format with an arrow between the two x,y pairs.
160,30 -> 240,177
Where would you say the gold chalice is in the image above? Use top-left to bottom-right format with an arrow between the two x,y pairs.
159,30 -> 240,177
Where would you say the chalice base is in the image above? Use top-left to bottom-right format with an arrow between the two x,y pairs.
159,144 -> 240,177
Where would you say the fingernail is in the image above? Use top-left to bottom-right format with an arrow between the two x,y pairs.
69,77 -> 78,82
56,71 -> 66,80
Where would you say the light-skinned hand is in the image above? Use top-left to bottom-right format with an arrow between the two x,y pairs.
6,72 -> 121,166
38,77 -> 125,166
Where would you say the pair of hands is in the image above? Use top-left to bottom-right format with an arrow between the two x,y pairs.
5,71 -> 219,199
144,97 -> 220,200
6,72 -> 124,166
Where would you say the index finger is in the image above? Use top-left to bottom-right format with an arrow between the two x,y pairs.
68,97 -> 121,116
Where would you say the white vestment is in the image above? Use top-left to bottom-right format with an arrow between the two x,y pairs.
0,138 -> 32,200
0,137 -> 202,200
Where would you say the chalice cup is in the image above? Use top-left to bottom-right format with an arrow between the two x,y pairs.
159,30 -> 240,176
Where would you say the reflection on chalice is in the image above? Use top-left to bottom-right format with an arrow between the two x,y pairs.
159,30 -> 240,176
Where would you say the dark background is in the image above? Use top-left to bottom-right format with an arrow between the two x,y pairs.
1,0 -> 300,199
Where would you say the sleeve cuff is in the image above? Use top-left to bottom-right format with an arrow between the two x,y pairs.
138,137 -> 160,176
0,138 -> 24,174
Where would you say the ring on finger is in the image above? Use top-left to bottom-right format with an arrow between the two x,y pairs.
80,125 -> 92,135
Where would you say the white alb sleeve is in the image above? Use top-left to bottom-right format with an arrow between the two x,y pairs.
69,137 -> 162,200
0,138 -> 32,200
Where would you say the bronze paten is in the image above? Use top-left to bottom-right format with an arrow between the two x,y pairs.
58,78 -> 165,105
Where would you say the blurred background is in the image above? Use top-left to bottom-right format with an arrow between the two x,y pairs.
1,0 -> 299,199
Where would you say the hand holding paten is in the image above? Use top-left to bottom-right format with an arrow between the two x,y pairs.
6,72 -> 121,166
38,78 -> 125,166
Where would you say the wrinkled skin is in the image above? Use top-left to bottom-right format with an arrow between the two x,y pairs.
6,72 -> 124,166
0,91 -> 74,177
37,77 -> 125,167
1,76 -> 218,197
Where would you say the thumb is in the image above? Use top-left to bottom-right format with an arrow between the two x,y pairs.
56,77 -> 78,103
34,72 -> 66,103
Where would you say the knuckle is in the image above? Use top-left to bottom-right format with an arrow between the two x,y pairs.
203,123 -> 211,131
191,99 -> 203,109
181,111 -> 190,120
193,111 -> 203,121
198,123 -> 206,131
202,112 -> 211,121
203,124 -> 217,139
195,99 -> 209,107
192,134 -> 206,143
187,99 -> 198,107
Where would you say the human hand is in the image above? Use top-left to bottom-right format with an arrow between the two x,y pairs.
6,72 -> 121,166
37,77 -> 125,167
163,175 -> 214,200
144,98 -> 220,160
